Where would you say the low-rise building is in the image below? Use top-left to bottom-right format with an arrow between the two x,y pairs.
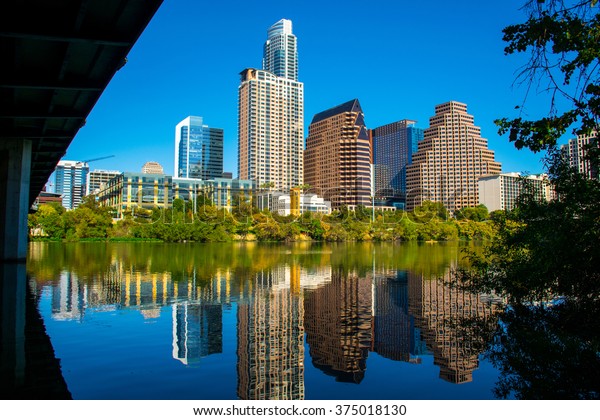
478,172 -> 552,212
256,191 -> 331,216
96,172 -> 254,217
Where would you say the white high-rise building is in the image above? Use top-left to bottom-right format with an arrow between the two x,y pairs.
478,172 -> 552,212
238,19 -> 304,192
561,131 -> 598,179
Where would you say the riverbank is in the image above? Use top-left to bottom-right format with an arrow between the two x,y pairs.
29,201 -> 498,243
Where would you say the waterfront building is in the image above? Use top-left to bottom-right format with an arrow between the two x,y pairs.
406,101 -> 501,212
304,99 -> 372,209
255,190 -> 331,216
238,19 -> 304,192
87,169 -> 121,195
142,161 -> 164,175
371,120 -> 423,204
561,131 -> 598,179
175,116 -> 223,180
52,160 -> 89,209
478,172 -> 552,212
96,172 -> 253,217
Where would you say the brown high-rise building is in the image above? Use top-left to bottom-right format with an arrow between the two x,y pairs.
406,101 -> 501,212
304,99 -> 372,209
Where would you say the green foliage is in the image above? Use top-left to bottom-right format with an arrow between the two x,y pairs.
29,199 -> 498,244
455,204 -> 489,221
450,1 -> 600,399
495,0 -> 600,152
410,201 -> 449,223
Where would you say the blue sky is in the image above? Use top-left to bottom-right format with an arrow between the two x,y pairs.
64,0 -> 558,176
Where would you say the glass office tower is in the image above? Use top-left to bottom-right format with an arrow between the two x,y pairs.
175,116 -> 223,180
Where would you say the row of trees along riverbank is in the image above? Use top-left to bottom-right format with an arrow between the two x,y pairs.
29,198 -> 499,242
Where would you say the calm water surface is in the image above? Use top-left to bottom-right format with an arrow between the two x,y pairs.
26,241 -> 503,400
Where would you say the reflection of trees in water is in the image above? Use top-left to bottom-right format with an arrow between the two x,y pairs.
487,305 -> 600,399
28,241 -> 508,391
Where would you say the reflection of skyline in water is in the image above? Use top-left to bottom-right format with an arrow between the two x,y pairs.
237,267 -> 305,400
28,244 -> 498,399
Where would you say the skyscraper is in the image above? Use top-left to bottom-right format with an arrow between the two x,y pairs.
238,19 -> 304,192
371,120 -> 423,202
406,101 -> 501,212
263,19 -> 298,81
304,99 -> 372,209
561,131 -> 598,179
175,116 -> 223,179
53,160 -> 89,209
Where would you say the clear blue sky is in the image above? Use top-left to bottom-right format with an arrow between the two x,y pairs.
63,0 -> 558,176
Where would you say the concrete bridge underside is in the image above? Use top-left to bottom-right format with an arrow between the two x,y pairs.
0,0 -> 163,261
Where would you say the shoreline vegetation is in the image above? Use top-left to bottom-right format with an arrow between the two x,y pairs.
28,199 -> 498,243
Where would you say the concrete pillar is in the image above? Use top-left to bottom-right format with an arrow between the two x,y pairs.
0,263 -> 27,389
0,140 -> 32,261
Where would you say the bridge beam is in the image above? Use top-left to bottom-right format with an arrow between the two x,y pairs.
0,139 -> 32,261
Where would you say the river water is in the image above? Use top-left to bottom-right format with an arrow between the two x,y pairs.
25,241 -> 503,400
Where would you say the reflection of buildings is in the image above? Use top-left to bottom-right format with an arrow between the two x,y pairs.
30,244 -> 499,392
372,271 -> 424,363
408,270 -> 497,384
172,302 -> 222,365
50,272 -> 87,321
237,267 -> 305,400
304,270 -> 372,383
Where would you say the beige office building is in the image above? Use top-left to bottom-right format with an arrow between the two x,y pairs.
406,101 -> 501,212
304,99 -> 372,209
238,19 -> 304,192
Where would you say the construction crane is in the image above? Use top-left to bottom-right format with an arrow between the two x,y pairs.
76,155 -> 115,165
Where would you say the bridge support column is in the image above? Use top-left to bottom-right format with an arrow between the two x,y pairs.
0,263 -> 26,391
0,139 -> 32,261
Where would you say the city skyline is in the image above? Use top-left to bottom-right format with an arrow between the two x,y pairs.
60,1 -> 554,179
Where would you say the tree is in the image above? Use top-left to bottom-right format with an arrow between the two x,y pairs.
455,204 -> 489,221
478,0 -> 600,308
453,1 -> 600,398
495,0 -> 600,152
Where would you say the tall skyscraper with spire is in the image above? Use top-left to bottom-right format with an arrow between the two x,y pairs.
238,19 -> 304,192
262,19 -> 298,81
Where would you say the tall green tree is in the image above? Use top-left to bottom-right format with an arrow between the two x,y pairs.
454,0 -> 600,399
